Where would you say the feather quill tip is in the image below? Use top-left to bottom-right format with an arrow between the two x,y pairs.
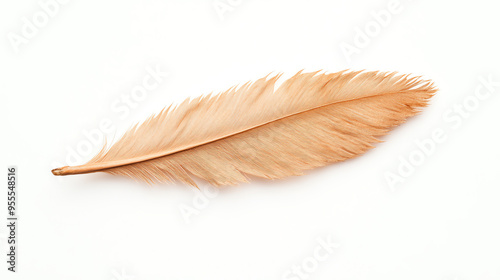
52,167 -> 68,176
52,168 -> 63,175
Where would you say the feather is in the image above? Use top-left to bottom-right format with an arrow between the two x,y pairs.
52,70 -> 436,186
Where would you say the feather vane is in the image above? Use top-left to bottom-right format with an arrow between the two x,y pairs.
52,70 -> 436,186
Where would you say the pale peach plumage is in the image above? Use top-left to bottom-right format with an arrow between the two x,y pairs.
52,70 -> 436,186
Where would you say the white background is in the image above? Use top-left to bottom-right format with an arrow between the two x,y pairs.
1,0 -> 500,279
